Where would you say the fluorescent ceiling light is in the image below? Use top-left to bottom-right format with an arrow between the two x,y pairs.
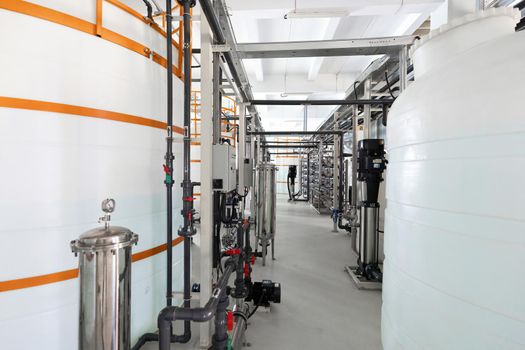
285,8 -> 349,19
508,0 -> 523,6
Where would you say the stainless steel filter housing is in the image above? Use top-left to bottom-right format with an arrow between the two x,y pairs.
255,163 -> 277,240
71,199 -> 138,350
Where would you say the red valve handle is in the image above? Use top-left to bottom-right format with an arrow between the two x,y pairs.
227,311 -> 234,331
163,164 -> 171,175
224,248 -> 241,256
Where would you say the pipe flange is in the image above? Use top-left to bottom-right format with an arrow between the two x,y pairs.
177,0 -> 196,7
411,7 -> 521,56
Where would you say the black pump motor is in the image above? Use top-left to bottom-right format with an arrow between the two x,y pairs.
246,280 -> 281,307
357,139 -> 386,205
287,165 -> 297,185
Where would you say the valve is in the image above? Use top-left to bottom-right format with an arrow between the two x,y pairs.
224,248 -> 241,256
227,311 -> 234,332
163,164 -> 173,185
244,262 -> 250,278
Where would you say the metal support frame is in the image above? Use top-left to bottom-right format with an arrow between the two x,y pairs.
236,36 -> 416,59
262,145 -> 319,149
199,10 -> 214,347
238,104 -> 247,214
249,99 -> 394,106
399,46 -> 408,93
199,0 -> 264,132
253,131 -> 344,217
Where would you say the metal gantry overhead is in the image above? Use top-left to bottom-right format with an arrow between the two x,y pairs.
236,36 -> 416,59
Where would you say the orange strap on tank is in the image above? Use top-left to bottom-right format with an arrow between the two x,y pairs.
0,96 -> 185,135
0,0 -> 182,76
0,237 -> 185,292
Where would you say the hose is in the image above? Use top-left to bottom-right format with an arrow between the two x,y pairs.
248,291 -> 266,319
141,0 -> 153,20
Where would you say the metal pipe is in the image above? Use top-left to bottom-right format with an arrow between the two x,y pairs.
350,105 -> 359,252
199,0 -> 251,103
212,287 -> 229,350
213,54 -> 222,144
132,3 -> 193,349
177,0 -> 195,342
232,222 -> 246,303
165,0 -> 175,311
261,141 -> 320,144
249,99 -> 394,106
262,145 -> 319,149
230,303 -> 250,349
399,46 -> 408,93
158,261 -> 236,350
249,131 -> 343,136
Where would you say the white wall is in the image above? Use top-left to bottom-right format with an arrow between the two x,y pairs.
0,3 -> 184,348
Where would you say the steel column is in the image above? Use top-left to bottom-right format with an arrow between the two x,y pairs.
399,46 -> 408,92
199,11 -> 214,347
238,104 -> 247,215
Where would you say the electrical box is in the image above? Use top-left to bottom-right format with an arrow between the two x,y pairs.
244,158 -> 253,187
213,144 -> 237,192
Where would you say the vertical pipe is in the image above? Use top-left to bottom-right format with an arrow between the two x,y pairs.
179,0 -> 195,340
95,0 -> 103,37
318,138 -> 323,212
332,114 -> 340,232
233,222 -> 245,306
363,79 -> 371,139
165,0 -> 175,310
250,125 -> 256,218
307,152 -> 310,202
238,104 -> 246,212
399,46 -> 408,93
213,54 -> 222,144
200,9 -> 214,347
351,105 -> 358,239
212,291 -> 229,350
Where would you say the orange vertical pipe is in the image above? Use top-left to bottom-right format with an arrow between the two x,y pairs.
96,0 -> 103,36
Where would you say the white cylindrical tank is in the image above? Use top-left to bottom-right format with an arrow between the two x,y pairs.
0,2 -> 184,349
383,8 -> 525,350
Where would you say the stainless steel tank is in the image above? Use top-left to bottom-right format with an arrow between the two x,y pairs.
255,163 -> 276,265
71,199 -> 138,350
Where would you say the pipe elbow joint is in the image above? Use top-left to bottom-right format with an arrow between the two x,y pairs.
158,306 -> 175,326
224,256 -> 238,269
193,307 -> 215,323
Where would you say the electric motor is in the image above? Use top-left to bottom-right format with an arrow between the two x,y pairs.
246,280 -> 281,306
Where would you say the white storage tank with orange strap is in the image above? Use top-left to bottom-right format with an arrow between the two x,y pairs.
382,8 -> 525,350
0,1 -> 185,349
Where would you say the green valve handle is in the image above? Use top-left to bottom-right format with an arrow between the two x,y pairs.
227,335 -> 232,350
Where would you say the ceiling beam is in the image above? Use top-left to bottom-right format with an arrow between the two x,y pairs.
237,36 -> 416,59
308,18 -> 342,81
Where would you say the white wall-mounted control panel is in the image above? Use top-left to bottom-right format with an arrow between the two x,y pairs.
213,144 -> 237,192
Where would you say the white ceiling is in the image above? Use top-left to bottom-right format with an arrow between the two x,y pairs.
204,0 -> 444,131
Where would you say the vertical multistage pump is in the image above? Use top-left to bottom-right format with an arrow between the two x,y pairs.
356,139 -> 386,281
345,139 -> 387,289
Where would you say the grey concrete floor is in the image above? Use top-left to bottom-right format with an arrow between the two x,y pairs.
245,197 -> 382,350
144,196 -> 382,350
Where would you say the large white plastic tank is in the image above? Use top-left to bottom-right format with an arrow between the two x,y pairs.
0,1 -> 184,349
382,8 -> 525,350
